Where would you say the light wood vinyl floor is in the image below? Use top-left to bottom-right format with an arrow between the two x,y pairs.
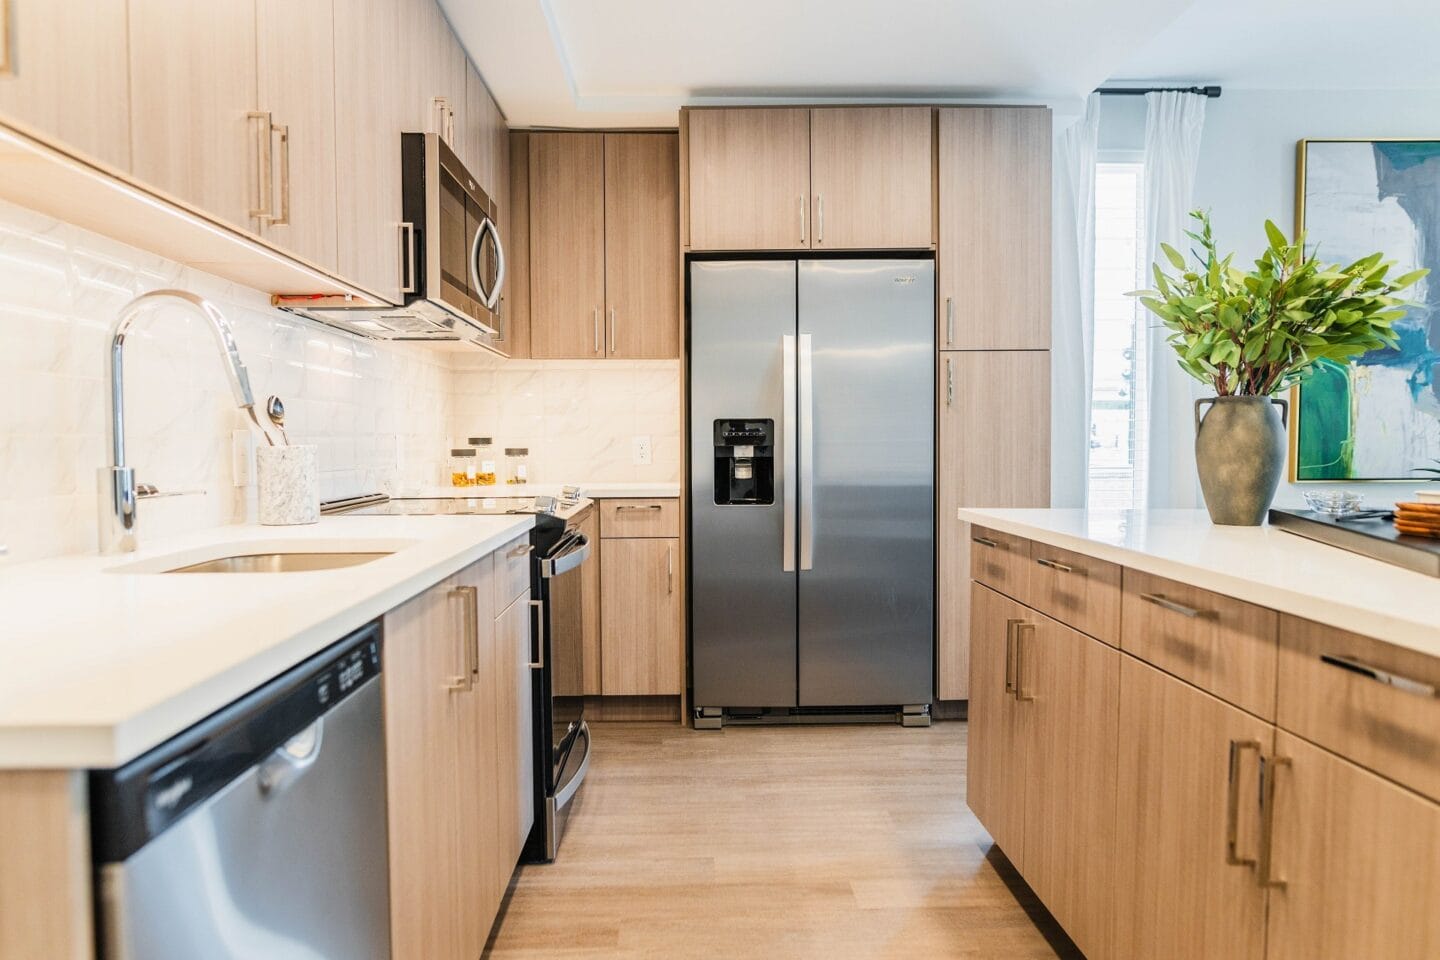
486,721 -> 1079,959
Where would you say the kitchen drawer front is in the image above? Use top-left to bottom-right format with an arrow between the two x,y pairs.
1023,541 -> 1120,646
493,534 -> 534,611
599,498 -> 680,538
1121,569 -> 1278,720
1278,615 -> 1440,804
969,526 -> 1030,600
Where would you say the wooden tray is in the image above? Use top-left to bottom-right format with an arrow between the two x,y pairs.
1269,508 -> 1440,578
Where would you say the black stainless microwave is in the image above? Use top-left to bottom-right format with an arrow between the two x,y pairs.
277,132 -> 509,352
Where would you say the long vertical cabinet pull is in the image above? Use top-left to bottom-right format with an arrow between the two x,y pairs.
1259,754 -> 1292,888
1013,622 -> 1036,701
247,111 -> 274,222
945,297 -> 955,346
946,357 -> 954,406
593,307 -> 601,354
781,335 -> 797,572
272,123 -> 291,226
798,333 -> 815,571
445,585 -> 479,691
527,599 -> 546,669
0,0 -> 12,77
667,544 -> 674,594
1004,619 -> 1021,694
815,194 -> 824,244
1226,739 -> 1262,866
608,307 -> 617,355
799,195 -> 806,244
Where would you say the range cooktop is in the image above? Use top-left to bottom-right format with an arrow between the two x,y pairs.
322,489 -> 587,520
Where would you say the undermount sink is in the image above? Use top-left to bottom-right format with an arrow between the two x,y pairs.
166,552 -> 393,574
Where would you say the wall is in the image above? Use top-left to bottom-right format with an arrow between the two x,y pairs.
448,354 -> 682,484
0,200 -> 453,564
1096,89 -> 1440,507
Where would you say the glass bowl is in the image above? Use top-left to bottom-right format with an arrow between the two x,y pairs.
1303,490 -> 1364,517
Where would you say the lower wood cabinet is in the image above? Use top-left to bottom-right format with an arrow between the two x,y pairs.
600,537 -> 682,695
968,584 -> 1031,863
494,591 -> 536,890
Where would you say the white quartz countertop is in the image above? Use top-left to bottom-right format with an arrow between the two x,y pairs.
400,481 -> 680,499
0,513 -> 534,770
957,508 -> 1440,660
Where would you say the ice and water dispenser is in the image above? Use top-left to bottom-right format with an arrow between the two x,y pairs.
712,419 -> 775,505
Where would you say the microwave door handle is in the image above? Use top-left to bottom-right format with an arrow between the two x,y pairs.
470,217 -> 505,312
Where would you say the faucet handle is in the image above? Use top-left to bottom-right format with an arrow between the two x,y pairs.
136,483 -> 208,500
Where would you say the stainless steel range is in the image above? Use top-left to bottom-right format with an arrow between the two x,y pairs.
323,491 -> 593,862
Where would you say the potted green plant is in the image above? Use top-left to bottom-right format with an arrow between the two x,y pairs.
1133,211 -> 1425,525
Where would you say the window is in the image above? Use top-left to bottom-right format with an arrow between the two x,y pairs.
1088,159 -> 1149,510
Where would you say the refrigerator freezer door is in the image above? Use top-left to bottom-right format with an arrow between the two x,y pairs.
690,260 -> 800,708
796,259 -> 935,706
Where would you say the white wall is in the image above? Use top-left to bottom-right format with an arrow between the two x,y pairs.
1096,89 -> 1440,507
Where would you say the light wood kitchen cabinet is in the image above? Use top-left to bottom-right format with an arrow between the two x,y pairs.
503,131 -> 533,359
604,133 -> 680,358
967,584 -> 1031,866
529,131 -> 607,358
686,107 -> 810,251
255,0 -> 339,271
937,107 -> 1051,350
809,107 -> 933,250
334,0 -> 406,302
1265,731 -> 1440,960
601,538 -> 682,695
1113,654 -> 1272,960
0,0 -> 131,171
937,352 -> 1050,700
494,593 -> 537,883
127,0 -> 259,232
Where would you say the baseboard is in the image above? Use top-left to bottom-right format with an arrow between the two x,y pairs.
584,695 -> 682,722
932,699 -> 968,721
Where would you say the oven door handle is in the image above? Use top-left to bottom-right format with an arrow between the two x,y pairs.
554,720 -> 591,811
540,532 -> 591,578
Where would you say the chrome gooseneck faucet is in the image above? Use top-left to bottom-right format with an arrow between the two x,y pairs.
101,290 -> 257,554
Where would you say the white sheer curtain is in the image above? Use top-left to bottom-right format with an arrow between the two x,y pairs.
1051,94 -> 1101,509
1142,91 -> 1207,509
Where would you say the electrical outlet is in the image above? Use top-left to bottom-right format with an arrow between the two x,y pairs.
232,430 -> 256,487
632,435 -> 653,466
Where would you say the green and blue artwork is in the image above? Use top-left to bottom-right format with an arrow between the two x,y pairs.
1296,139 -> 1440,481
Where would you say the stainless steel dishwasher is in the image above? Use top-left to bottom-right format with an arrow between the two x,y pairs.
90,622 -> 390,960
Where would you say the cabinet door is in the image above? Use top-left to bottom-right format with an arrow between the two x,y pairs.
502,131 -> 533,358
937,352 -> 1050,700
383,575 -> 468,960
604,133 -> 679,358
334,0 -> 405,301
810,107 -> 933,250
529,132 -> 606,358
1021,617 -> 1118,960
256,0 -> 338,270
493,594 -> 536,881
453,561 -> 500,959
600,538 -> 682,695
687,108 -> 810,251
937,108 -> 1050,349
1114,655 -> 1271,960
967,583 -> 1031,867
128,0 -> 258,232
1266,732 -> 1440,960
0,0 -> 130,170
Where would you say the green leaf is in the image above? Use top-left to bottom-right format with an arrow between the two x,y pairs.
1263,220 -> 1289,251
1161,242 -> 1188,270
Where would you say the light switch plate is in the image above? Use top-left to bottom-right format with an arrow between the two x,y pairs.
632,435 -> 652,466
232,430 -> 256,486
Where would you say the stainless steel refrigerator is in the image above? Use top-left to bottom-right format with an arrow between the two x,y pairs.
689,258 -> 935,727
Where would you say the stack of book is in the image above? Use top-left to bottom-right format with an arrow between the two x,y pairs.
1394,501 -> 1440,539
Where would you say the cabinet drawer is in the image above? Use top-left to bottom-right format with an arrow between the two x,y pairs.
599,498 -> 679,538
493,534 -> 533,611
969,526 -> 1030,600
1278,616 -> 1440,804
1023,541 -> 1120,646
1121,569 -> 1278,719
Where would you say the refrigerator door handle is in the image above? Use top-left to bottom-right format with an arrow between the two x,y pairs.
782,334 -> 797,572
798,332 -> 815,571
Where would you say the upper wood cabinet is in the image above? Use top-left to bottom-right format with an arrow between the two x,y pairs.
127,0 -> 259,232
503,131 -> 533,359
687,107 -> 810,251
686,106 -> 933,252
0,0 -> 131,171
529,132 -> 607,358
809,107 -> 933,250
605,133 -> 680,358
255,0 -> 339,271
528,131 -> 680,360
938,107 -> 1051,349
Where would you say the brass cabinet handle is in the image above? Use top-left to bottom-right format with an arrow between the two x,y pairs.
945,296 -> 955,346
1140,592 -> 1212,620
1004,618 -> 1021,695
1226,739 -> 1261,866
972,535 -> 999,549
445,585 -> 479,691
1014,622 -> 1036,702
1258,754 -> 1292,888
1036,557 -> 1074,574
1320,653 -> 1438,698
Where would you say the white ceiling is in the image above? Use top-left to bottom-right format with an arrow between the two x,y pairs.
439,0 -> 1440,129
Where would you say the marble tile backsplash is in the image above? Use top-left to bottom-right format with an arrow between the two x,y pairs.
0,200 -> 453,563
448,354 -> 682,486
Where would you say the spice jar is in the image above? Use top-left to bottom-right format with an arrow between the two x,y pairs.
505,447 -> 530,485
469,437 -> 497,486
450,448 -> 477,487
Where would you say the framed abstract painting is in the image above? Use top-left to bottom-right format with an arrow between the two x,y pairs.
1292,138 -> 1440,481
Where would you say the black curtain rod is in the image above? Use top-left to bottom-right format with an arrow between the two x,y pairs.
1096,85 -> 1222,99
